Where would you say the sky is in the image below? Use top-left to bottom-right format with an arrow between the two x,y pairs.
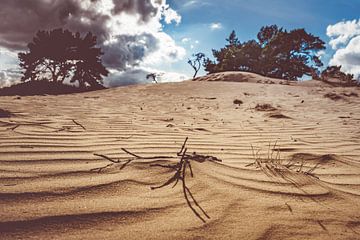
0,0 -> 360,87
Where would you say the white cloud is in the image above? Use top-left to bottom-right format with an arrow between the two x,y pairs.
329,36 -> 360,78
0,69 -> 21,88
327,19 -> 360,78
316,50 -> 326,60
181,1 -> 211,10
162,6 -> 182,25
181,37 -> 191,43
210,22 -> 222,30
183,0 -> 198,8
327,19 -> 360,49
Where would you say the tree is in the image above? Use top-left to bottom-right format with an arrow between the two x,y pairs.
204,25 -> 326,81
321,66 -> 358,86
187,52 -> 205,78
18,28 -> 108,89
204,31 -> 242,73
257,25 -> 282,47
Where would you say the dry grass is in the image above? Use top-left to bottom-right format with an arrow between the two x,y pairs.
247,142 -> 319,180
324,92 -> 344,101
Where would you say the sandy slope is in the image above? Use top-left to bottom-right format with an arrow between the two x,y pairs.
1,72 -> 360,239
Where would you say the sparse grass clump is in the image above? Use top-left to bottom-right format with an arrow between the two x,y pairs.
324,92 -> 344,101
255,103 -> 277,111
247,142 -> 319,180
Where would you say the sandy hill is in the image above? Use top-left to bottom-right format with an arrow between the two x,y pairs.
0,72 -> 360,239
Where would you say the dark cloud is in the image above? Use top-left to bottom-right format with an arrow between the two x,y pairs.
102,33 -> 159,70
0,0 -> 83,49
0,0 -> 185,87
0,0 -> 163,50
105,68 -> 153,87
112,0 -> 158,22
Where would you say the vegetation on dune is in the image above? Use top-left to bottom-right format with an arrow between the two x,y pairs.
0,80 -> 98,96
202,25 -> 326,81
18,28 -> 108,90
188,52 -> 205,79
320,65 -> 359,86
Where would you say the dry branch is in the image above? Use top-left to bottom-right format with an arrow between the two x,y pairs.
72,119 -> 86,130
92,137 -> 222,223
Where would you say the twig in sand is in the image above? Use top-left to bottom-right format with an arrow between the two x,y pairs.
92,137 -> 222,223
0,120 -> 65,133
72,119 -> 86,130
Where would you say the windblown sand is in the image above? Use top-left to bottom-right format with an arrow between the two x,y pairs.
1,72 -> 360,239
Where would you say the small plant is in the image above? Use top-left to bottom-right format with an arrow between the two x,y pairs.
247,142 -> 320,180
254,103 -> 277,111
324,92 -> 344,101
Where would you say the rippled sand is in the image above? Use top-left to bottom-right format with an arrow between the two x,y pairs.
1,72 -> 360,239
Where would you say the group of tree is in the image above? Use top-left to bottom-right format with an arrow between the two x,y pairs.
15,26 -> 359,91
202,25 -> 326,81
18,28 -> 108,89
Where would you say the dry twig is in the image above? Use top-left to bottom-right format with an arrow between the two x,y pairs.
92,137 -> 222,223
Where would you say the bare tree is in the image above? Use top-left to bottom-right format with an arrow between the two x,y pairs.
146,72 -> 163,83
188,52 -> 205,79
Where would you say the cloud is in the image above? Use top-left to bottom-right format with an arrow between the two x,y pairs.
210,22 -> 222,30
329,36 -> 360,78
162,6 -> 182,25
105,68 -> 188,87
106,68 -> 151,87
181,1 -> 211,10
0,48 -> 21,87
0,0 -> 186,87
327,19 -> 360,49
183,1 -> 198,8
102,33 -> 160,70
181,37 -> 191,43
0,69 -> 22,88
180,37 -> 200,51
327,19 -> 360,78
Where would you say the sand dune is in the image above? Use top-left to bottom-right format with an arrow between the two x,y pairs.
1,72 -> 360,239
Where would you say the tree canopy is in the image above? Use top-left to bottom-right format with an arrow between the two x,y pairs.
18,28 -> 108,89
204,25 -> 326,81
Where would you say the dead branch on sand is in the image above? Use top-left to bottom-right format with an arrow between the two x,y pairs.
0,120 -> 54,132
0,119 -> 87,133
72,119 -> 86,130
92,137 -> 222,223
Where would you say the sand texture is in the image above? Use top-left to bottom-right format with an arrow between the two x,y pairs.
1,72 -> 360,239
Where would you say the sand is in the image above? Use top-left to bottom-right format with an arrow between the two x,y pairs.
1,72 -> 360,239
